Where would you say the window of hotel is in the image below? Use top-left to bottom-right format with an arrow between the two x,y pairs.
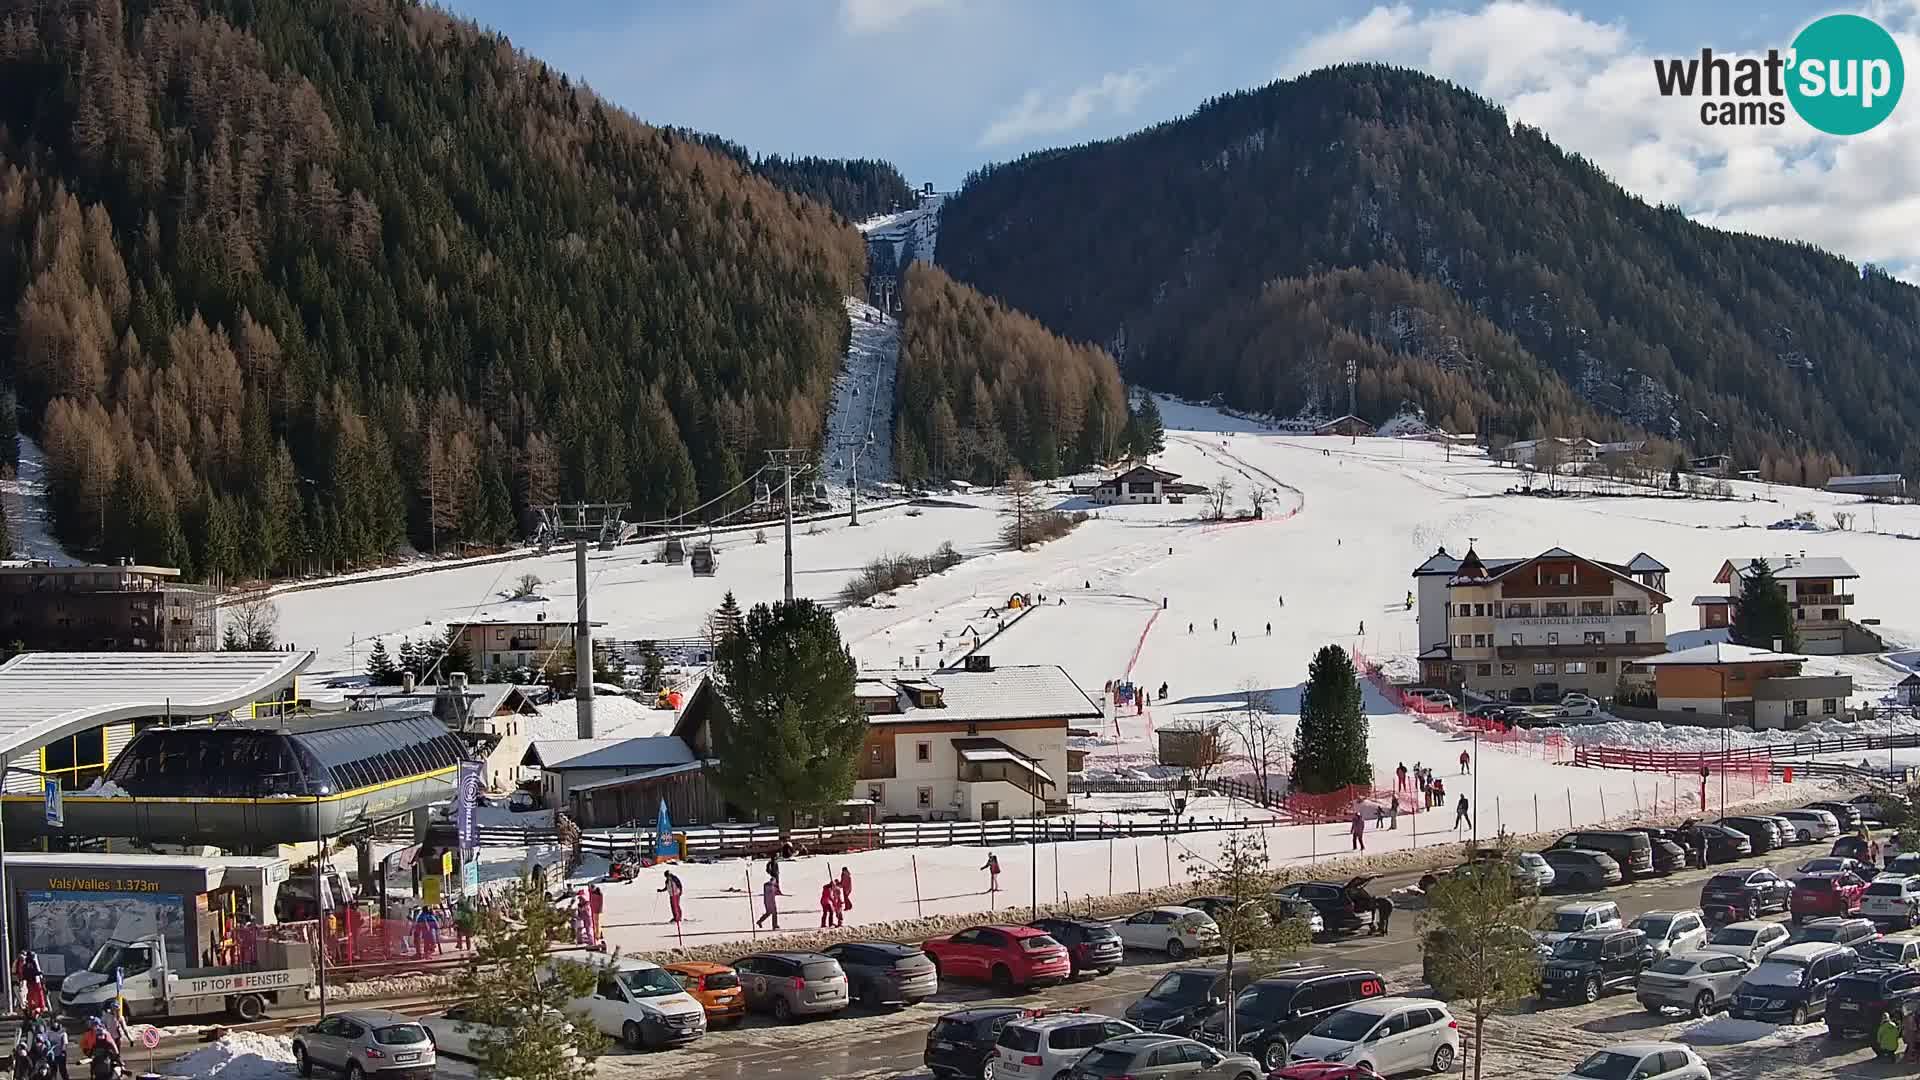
1456,604 -> 1471,618
1792,700 -> 1809,718
1456,635 -> 1472,648
1511,633 -> 1524,646
1822,609 -> 1837,621
1501,664 -> 1517,676
917,786 -> 933,808
1474,635 -> 1489,648
1546,632 -> 1559,645
1477,664 -> 1492,677
1508,603 -> 1534,618
1533,663 -> 1557,675
1615,600 -> 1640,615
1584,631 -> 1605,645
1623,630 -> 1637,644
1473,604 -> 1486,617
1544,602 -> 1570,616
1564,662 -> 1587,674
915,741 -> 932,763
1579,601 -> 1604,616
1822,699 -> 1838,715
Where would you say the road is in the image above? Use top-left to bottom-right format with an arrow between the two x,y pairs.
587,845 -> 1891,1080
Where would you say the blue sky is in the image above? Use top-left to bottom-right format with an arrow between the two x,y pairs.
439,0 -> 1920,276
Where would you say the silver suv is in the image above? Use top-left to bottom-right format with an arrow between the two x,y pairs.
293,1009 -> 436,1080
994,1013 -> 1140,1079
1635,950 -> 1752,1018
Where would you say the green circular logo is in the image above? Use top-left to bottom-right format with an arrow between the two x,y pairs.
1787,14 -> 1904,135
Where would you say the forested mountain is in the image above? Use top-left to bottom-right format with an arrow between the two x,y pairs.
893,263 -> 1126,486
939,64 -> 1920,483
671,132 -> 915,223
0,0 -> 864,580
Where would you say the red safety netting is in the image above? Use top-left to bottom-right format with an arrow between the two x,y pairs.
1351,648 -> 1575,764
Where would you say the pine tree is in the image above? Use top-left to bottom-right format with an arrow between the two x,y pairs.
1001,466 -> 1042,549
708,591 -> 744,643
1422,838 -> 1541,1080
366,639 -> 399,685
1127,393 -> 1165,456
1731,558 -> 1800,652
0,388 -> 18,474
452,873 -> 610,1080
398,638 -> 421,680
711,599 -> 865,832
438,625 -> 475,680
638,642 -> 666,693
1179,833 -> 1313,1049
1292,644 -> 1371,794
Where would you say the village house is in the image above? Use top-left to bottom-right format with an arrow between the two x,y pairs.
1314,415 -> 1375,437
1070,464 -> 1207,505
1412,546 -> 1670,701
1502,437 -> 1600,468
0,561 -> 216,652
1825,474 -> 1908,499
1633,642 -> 1852,729
447,605 -> 607,673
1696,555 -> 1871,655
520,735 -> 722,825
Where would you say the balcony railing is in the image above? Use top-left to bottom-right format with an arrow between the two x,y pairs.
1496,642 -> 1667,660
1795,594 -> 1854,606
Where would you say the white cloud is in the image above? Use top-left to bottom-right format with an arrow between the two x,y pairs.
1278,1 -> 1920,277
840,0 -> 956,34
979,64 -> 1170,146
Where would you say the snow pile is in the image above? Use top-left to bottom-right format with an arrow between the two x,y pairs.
78,778 -> 131,797
166,1031 -> 298,1078
1674,1014 -> 1823,1047
1561,710 -> 1920,751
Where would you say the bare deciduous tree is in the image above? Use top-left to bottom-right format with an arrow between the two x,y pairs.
1225,680 -> 1292,802
221,593 -> 280,650
506,572 -> 542,599
1248,486 -> 1272,519
1206,474 -> 1235,521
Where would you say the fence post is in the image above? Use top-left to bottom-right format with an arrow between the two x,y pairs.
1496,797 -> 1502,835
1567,789 -> 1574,829
911,853 -> 923,918
1134,844 -> 1143,897
746,867 -> 758,942
1108,833 -> 1115,895
1600,787 -> 1607,821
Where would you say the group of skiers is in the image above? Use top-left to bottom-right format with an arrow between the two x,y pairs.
9,1010 -> 126,1080
750,853 -> 856,931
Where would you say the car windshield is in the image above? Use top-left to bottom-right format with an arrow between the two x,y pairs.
1860,940 -> 1911,962
1073,1047 -> 1138,1076
1799,879 -> 1835,892
1178,913 -> 1215,930
1800,925 -> 1857,943
1745,961 -> 1809,988
1310,1010 -> 1382,1042
373,1025 -> 428,1046
1710,927 -> 1757,945
1545,913 -> 1590,933
1572,1051 -> 1644,1080
1555,938 -> 1603,960
1649,957 -> 1698,976
85,945 -> 130,976
1632,916 -> 1673,938
1518,854 -> 1546,868
619,967 -> 685,998
1146,972 -> 1212,1003
1708,874 -> 1751,888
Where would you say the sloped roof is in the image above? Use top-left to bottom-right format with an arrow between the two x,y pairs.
522,736 -> 697,771
0,651 -> 312,760
1717,557 -> 1859,583
1473,549 -> 1674,603
564,760 -> 706,793
1624,553 -> 1669,574
1637,643 -> 1807,666
1691,595 -> 1732,606
867,664 -> 1103,725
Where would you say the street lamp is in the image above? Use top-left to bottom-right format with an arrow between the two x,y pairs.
1719,669 -> 1727,820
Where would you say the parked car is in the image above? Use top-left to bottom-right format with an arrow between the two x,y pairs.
925,1006 -> 1024,1080
1270,1065 -> 1390,1080
1807,800 -> 1867,833
1538,849 -> 1622,891
1271,878 -> 1379,935
1699,867 -> 1792,919
923,926 -> 1071,992
1508,687 -> 1535,704
1554,694 -> 1601,719
1550,831 -> 1655,880
994,1012 -> 1141,1080
1425,925 -> 1546,997
1184,896 -> 1272,929
1699,920 -> 1792,965
820,941 -> 937,1009
731,951 -> 849,1022
1641,827 -> 1710,868
1619,830 -> 1688,875
545,956 -> 707,1050
1825,964 -> 1920,1037
1534,901 -> 1624,951
1791,856 -> 1872,879
1733,941 -> 1861,1024
1115,906 -> 1221,959
1629,910 -> 1709,960
293,1010 -> 436,1080
1718,816 -> 1785,854
1764,814 -> 1810,846
1859,929 -> 1920,968
1676,823 -> 1753,863
1264,896 -> 1327,936
1029,917 -> 1124,977
1635,950 -> 1751,1018
1542,929 -> 1649,1004
1065,1034 -> 1261,1080
1851,791 -> 1909,825
1792,916 -> 1880,950
1778,809 -> 1841,843
1834,835 -> 1874,861
1286,998 -> 1460,1076
1199,968 -> 1389,1072
1508,852 -> 1558,891
1126,966 -> 1256,1037
1790,871 -> 1869,922
422,1003 -> 577,1064
1555,1043 -> 1709,1080
1886,853 -> 1920,878
663,961 -> 746,1027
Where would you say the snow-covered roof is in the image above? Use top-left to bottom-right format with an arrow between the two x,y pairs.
451,601 -> 606,628
854,680 -> 897,700
342,683 -> 537,717
528,696 -> 678,740
1691,595 -> 1732,606
953,738 -> 1055,782
865,664 -> 1102,725
1624,553 -> 1669,574
1719,557 -> 1859,582
1637,643 -> 1807,666
564,760 -> 707,793
522,736 -> 697,771
0,651 -> 312,761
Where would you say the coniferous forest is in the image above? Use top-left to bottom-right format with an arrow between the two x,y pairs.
939,64 -> 1920,484
0,0 -> 865,580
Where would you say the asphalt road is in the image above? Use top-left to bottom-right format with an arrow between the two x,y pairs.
591,842 -> 1870,1080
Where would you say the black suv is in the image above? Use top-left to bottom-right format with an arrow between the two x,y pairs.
1124,965 -> 1256,1037
1676,823 -> 1753,863
1700,867 -> 1792,919
1794,917 -> 1880,950
1827,964 -> 1920,1037
1621,829 -> 1689,874
924,1006 -> 1022,1079
1719,816 -> 1785,853
1271,877 -> 1376,934
1542,928 -> 1648,1004
1539,848 -> 1622,890
1029,917 -> 1123,977
1199,967 -> 1387,1072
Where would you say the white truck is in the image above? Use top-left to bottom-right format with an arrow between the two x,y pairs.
58,934 -> 316,1021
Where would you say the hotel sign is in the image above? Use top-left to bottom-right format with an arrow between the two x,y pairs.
1513,616 -> 1613,626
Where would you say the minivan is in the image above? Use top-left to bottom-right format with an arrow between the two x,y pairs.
546,956 -> 708,1050
1199,967 -> 1388,1072
1731,942 -> 1859,1024
1720,816 -> 1785,854
1550,832 -> 1654,880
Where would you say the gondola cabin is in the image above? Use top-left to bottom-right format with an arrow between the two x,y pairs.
689,542 -> 716,577
660,537 -> 686,564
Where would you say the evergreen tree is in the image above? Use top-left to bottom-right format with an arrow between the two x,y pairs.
398,638 -> 421,680
0,388 -> 18,474
1177,833 -> 1312,1048
465,463 -> 515,547
1127,393 -> 1166,456
438,625 -> 475,680
1291,644 -> 1371,793
452,873 -> 610,1080
637,641 -> 666,693
709,591 -> 744,643
711,599 -> 865,831
365,639 -> 399,685
1422,838 -> 1540,1080
1730,558 -> 1801,652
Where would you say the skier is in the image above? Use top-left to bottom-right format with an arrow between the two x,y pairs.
1188,623 -> 1194,634
1358,620 -> 1365,635
839,866 -> 854,911
1372,895 -> 1395,936
1349,811 -> 1365,851
1395,763 -> 1407,791
571,889 -> 593,946
588,884 -> 605,945
1374,805 -> 1385,830
1265,622 -> 1271,635
1459,749 -> 1471,774
658,869 -> 685,924
819,880 -> 844,928
982,852 -> 1002,893
1230,631 -> 1237,645
1158,682 -> 1168,701
1212,618 -> 1219,631
1278,595 -> 1284,607
1389,797 -> 1399,830
756,877 -> 785,929
766,854 -> 781,886
42,1020 -> 66,1080
1454,795 -> 1472,832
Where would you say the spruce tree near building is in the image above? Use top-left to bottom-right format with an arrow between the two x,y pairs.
1126,393 -> 1165,456
365,639 -> 399,685
712,599 -> 865,833
1291,644 -> 1371,794
453,872 -> 609,1080
1730,557 -> 1801,652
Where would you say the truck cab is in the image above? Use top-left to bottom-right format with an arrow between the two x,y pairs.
60,934 -> 313,1021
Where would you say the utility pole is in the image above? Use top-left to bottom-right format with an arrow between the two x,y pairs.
849,441 -> 861,527
1346,357 -> 1358,447
575,539 -> 594,738
766,450 -> 811,603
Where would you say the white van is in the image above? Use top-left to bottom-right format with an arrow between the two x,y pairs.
545,956 -> 707,1051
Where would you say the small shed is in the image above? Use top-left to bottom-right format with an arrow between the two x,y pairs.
1156,725 -> 1223,768
1899,673 -> 1920,707
1315,414 -> 1375,437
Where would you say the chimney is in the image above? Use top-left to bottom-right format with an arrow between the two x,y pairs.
401,671 -> 415,693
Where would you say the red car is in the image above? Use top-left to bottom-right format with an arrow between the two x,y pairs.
1270,1063 -> 1383,1080
921,925 -> 1070,991
1791,871 -> 1868,921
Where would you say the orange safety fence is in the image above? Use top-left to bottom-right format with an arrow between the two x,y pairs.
1350,647 -> 1575,764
